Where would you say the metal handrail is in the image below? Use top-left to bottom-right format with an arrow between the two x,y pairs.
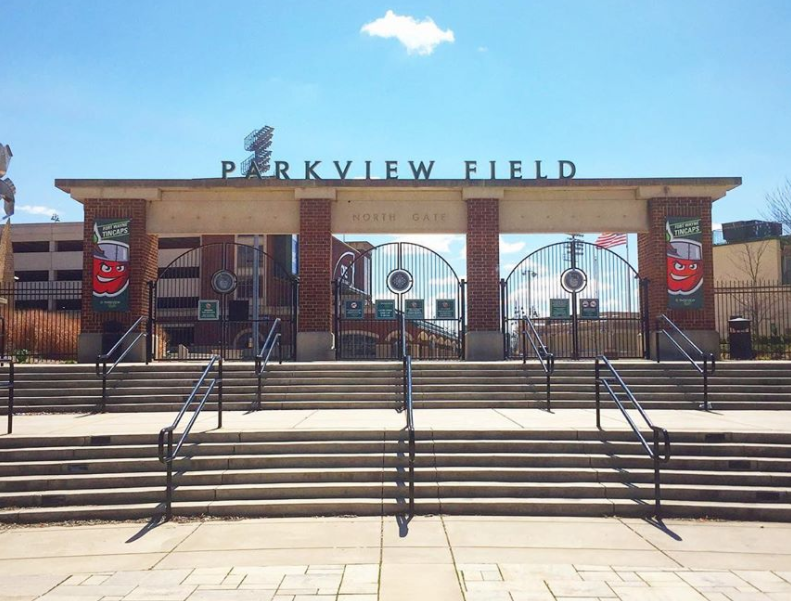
1,357 -> 14,435
254,318 -> 282,409
401,354 -> 416,516
595,355 -> 671,518
655,314 -> 716,411
157,354 -> 223,521
96,316 -> 148,412
521,316 -> 556,410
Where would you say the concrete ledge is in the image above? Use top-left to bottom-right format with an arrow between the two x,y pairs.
296,331 -> 335,361
649,329 -> 721,360
465,331 -> 505,361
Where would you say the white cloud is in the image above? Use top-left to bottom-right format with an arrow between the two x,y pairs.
500,236 -> 526,254
392,234 -> 464,254
17,204 -> 59,217
361,10 -> 455,56
712,222 -> 722,231
477,46 -> 488,52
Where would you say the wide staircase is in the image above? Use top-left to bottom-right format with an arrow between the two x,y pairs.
1,428 -> 790,523
3,359 -> 791,523
10,360 -> 791,412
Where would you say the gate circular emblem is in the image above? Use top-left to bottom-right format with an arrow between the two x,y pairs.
560,268 -> 587,293
387,269 -> 413,294
211,269 -> 238,294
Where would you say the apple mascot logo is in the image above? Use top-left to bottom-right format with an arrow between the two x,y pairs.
92,223 -> 130,299
666,225 -> 703,297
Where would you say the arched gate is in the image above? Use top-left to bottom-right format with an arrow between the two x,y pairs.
502,239 -> 648,359
333,242 -> 465,360
149,242 -> 297,360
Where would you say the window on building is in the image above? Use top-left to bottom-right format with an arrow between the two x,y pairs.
15,270 -> 49,282
56,270 -> 83,281
55,240 -> 83,252
782,255 -> 791,285
56,299 -> 81,310
157,266 -> 200,279
158,237 -> 201,250
157,296 -> 199,309
12,241 -> 49,253
15,299 -> 48,310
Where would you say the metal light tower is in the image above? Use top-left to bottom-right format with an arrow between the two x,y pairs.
241,126 -> 274,177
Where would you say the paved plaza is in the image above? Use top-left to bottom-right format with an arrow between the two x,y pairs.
1,516 -> 791,600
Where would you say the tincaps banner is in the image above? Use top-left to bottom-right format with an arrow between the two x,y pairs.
666,217 -> 703,310
92,218 -> 131,312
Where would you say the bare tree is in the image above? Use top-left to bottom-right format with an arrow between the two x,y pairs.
727,240 -> 782,339
763,178 -> 791,234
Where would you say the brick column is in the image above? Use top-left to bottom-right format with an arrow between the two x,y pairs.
465,197 -> 503,360
297,198 -> 334,360
78,198 -> 158,362
638,196 -> 718,357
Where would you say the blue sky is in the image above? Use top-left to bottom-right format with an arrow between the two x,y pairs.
3,1 -> 790,276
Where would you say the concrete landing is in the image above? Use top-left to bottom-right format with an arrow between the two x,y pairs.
4,408 -> 791,437
1,516 -> 790,599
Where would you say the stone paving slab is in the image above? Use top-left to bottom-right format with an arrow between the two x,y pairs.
1,516 -> 791,599
4,409 -> 791,438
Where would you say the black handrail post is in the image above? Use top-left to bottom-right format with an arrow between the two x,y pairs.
165,429 -> 174,521
6,360 -> 13,435
217,357 -> 223,429
594,357 -> 601,430
703,356 -> 709,412
278,336 -> 283,365
409,431 -> 415,516
521,319 -> 527,364
146,281 -> 154,363
101,360 -> 107,413
653,428 -> 662,519
546,367 -> 551,411
655,325 -> 661,363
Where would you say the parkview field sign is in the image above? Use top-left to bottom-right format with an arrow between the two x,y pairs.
221,159 -> 577,181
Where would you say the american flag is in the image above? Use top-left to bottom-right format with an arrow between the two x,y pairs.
594,232 -> 627,249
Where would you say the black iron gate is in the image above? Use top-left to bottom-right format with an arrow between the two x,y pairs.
149,242 -> 297,360
333,242 -> 465,360
502,239 -> 648,359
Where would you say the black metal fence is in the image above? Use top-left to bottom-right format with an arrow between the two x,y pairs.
0,282 -> 81,362
714,280 -> 791,359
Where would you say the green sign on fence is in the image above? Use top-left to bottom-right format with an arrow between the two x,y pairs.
404,299 -> 425,320
344,300 -> 364,319
580,298 -> 600,319
375,299 -> 396,319
550,298 -> 570,319
435,298 -> 456,319
198,299 -> 219,321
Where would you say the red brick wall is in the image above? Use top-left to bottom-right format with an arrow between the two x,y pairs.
81,199 -> 158,334
466,198 -> 501,331
637,197 -> 714,330
298,199 -> 333,332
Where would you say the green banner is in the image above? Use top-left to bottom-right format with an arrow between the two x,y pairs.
375,299 -> 396,319
92,218 -> 131,313
344,300 -> 364,319
666,217 -> 703,310
435,299 -> 456,319
404,299 -> 425,320
550,298 -> 570,319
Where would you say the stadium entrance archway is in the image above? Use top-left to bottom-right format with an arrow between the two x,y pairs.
149,242 -> 297,360
333,241 -> 465,360
502,239 -> 648,359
